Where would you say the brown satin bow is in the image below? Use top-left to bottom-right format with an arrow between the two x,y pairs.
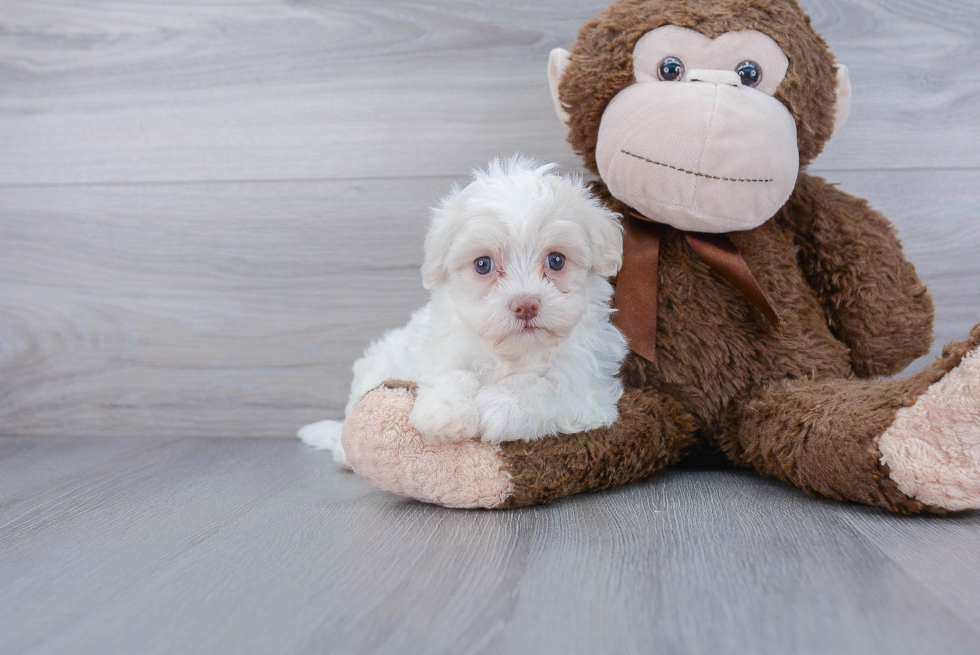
614,211 -> 780,362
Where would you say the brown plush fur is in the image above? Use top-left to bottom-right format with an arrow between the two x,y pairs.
494,0 -> 952,512
608,172 -> 934,438
722,324 -> 980,514
779,176 -> 934,377
499,388 -> 697,507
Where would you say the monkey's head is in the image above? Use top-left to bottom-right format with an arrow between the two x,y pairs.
548,0 -> 851,233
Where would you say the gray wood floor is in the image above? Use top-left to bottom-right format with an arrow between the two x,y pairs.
2,1 -> 979,653
2,436 -> 980,655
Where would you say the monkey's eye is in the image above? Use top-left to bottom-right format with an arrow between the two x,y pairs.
474,256 -> 494,275
657,57 -> 685,82
736,60 -> 763,87
546,252 -> 566,271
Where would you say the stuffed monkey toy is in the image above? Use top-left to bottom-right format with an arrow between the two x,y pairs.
338,0 -> 980,513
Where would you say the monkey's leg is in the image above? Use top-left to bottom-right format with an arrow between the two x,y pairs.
341,383 -> 696,509
722,325 -> 980,514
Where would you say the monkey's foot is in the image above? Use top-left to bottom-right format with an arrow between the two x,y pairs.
342,381 -> 513,509
879,326 -> 980,511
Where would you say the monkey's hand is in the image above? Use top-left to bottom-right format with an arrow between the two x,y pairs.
341,381 -> 696,509
782,174 -> 934,377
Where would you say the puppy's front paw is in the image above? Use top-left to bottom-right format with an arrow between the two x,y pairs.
476,387 -> 540,444
409,389 -> 481,444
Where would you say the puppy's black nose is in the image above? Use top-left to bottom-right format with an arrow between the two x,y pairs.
510,297 -> 539,321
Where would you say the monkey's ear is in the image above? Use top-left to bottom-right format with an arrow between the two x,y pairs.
831,64 -> 852,138
548,48 -> 572,125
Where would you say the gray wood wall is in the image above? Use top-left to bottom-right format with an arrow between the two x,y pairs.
1,0 -> 978,438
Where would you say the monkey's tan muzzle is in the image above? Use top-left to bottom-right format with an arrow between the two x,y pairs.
595,79 -> 800,233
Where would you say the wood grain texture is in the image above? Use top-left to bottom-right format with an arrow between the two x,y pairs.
840,508 -> 980,628
0,177 -> 439,436
1,438 -> 978,655
1,0 -> 979,436
0,435 -> 171,512
0,0 -> 978,187
0,438 -> 326,654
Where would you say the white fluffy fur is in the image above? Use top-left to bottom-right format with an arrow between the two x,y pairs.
299,156 -> 628,466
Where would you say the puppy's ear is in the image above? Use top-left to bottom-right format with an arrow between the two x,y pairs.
588,207 -> 624,277
421,215 -> 449,289
420,190 -> 463,289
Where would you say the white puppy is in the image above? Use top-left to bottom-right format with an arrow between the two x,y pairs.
299,156 -> 628,467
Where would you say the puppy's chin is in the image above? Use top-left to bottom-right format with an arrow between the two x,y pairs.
490,323 -> 566,356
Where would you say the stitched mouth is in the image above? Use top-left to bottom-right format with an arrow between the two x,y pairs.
621,149 -> 773,184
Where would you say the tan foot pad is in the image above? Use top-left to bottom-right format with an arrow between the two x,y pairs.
342,385 -> 513,509
879,347 -> 980,511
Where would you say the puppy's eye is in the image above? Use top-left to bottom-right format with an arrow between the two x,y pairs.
474,257 -> 494,275
546,252 -> 566,271
736,60 -> 762,87
657,57 -> 684,82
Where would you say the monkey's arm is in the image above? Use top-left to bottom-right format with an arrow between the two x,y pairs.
780,174 -> 934,378
341,382 -> 696,508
